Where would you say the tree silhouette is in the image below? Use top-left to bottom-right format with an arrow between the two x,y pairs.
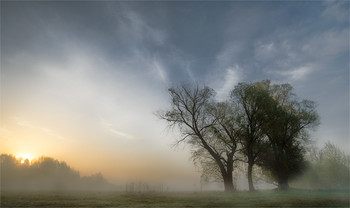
257,81 -> 319,190
158,85 -> 240,192
230,82 -> 274,191
158,81 -> 319,192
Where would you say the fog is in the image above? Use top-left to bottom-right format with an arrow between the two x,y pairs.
290,142 -> 350,190
2,142 -> 348,192
0,154 -> 271,192
1,1 -> 349,195
0,155 -> 264,192
1,154 -> 205,192
0,154 -> 114,191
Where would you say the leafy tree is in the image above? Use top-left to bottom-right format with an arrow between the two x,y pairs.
159,81 -> 319,192
158,85 -> 241,192
257,81 -> 319,190
230,82 -> 273,191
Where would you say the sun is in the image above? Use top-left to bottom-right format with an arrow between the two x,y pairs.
16,153 -> 34,164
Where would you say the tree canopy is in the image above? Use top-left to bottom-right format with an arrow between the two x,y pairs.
159,80 -> 320,191
230,82 -> 275,191
257,81 -> 320,190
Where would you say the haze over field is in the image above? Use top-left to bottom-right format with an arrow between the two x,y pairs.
1,1 -> 349,190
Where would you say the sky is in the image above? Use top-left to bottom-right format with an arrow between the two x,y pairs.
1,1 -> 349,189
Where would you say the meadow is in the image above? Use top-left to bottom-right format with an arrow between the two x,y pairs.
1,189 -> 349,207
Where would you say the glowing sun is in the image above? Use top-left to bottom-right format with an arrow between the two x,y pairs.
16,153 -> 34,164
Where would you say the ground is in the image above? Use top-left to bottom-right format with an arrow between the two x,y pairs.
1,189 -> 349,207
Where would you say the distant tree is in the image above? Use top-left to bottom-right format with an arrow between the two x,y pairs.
0,154 -> 113,191
257,81 -> 320,190
230,82 -> 273,191
316,142 -> 349,189
293,142 -> 349,190
1,154 -> 21,190
158,85 -> 241,192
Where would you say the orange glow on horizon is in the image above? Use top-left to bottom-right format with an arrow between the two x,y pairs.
16,153 -> 34,164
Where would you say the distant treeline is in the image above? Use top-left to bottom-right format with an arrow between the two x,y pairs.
0,154 -> 115,191
291,142 -> 350,190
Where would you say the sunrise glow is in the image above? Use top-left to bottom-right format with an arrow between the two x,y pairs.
16,153 -> 34,164
1,1 -> 348,194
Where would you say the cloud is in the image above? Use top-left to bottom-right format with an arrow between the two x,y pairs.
209,40 -> 246,100
152,59 -> 168,84
161,45 -> 197,84
301,29 -> 348,58
275,64 -> 315,82
108,6 -> 175,86
2,34 -> 168,145
116,8 -> 167,48
215,65 -> 242,100
215,41 -> 245,67
254,42 -> 277,62
256,27 -> 347,84
108,129 -> 133,140
100,118 -> 133,140
12,117 -> 68,141
322,0 -> 349,22
184,63 -> 196,84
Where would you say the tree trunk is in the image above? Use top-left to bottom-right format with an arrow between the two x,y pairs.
223,174 -> 235,192
247,162 -> 255,192
277,175 -> 289,190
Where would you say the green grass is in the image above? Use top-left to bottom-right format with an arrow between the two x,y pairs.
1,189 -> 349,207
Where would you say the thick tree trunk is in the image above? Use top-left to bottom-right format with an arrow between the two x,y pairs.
277,175 -> 289,190
247,162 -> 255,192
223,174 -> 235,192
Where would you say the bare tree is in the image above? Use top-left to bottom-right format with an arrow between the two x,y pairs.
158,85 -> 240,192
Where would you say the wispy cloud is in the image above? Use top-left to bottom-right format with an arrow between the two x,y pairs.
152,59 -> 168,84
254,42 -> 277,62
275,64 -> 315,82
257,27 -> 347,83
117,8 -> 167,47
183,61 -> 196,84
100,118 -> 133,140
215,41 -> 245,67
215,65 -> 242,100
108,129 -> 133,140
12,117 -> 67,141
301,29 -> 348,57
322,0 -> 349,22
210,40 -> 245,100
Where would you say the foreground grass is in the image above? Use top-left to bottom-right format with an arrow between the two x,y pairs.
1,189 -> 349,207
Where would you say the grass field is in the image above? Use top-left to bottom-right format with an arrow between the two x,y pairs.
1,189 -> 349,207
